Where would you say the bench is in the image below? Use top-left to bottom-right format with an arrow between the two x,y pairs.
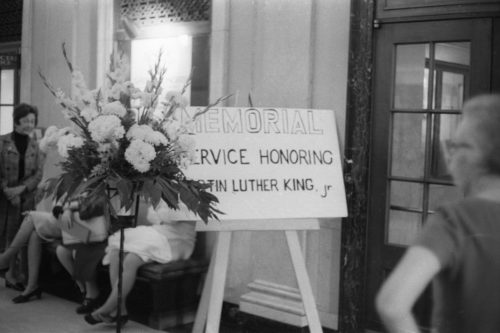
39,238 -> 208,330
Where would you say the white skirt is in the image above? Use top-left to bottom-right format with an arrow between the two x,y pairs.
28,211 -> 61,242
102,225 -> 172,265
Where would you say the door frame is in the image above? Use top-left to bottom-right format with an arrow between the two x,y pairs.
338,0 -> 375,331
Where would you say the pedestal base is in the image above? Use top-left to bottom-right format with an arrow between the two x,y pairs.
240,280 -> 307,327
240,279 -> 339,330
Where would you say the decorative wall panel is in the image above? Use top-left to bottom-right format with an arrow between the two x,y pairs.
121,0 -> 210,26
0,0 -> 22,43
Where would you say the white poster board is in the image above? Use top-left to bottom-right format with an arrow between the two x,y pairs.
180,107 -> 347,220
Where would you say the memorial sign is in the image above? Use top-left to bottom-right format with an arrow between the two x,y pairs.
182,107 -> 347,220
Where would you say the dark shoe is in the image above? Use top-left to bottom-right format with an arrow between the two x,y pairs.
84,312 -> 113,325
76,297 -> 100,314
12,287 -> 42,303
113,314 -> 129,326
5,280 -> 24,292
84,313 -> 103,325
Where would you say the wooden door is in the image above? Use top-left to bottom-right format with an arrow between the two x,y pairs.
366,18 -> 493,331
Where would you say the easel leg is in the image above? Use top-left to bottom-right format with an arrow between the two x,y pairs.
192,237 -> 217,333
285,230 -> 323,333
192,231 -> 232,333
205,231 -> 231,333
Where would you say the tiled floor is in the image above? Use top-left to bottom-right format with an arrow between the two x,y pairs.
0,281 -> 162,333
169,305 -> 319,333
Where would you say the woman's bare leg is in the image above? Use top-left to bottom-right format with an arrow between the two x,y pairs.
85,280 -> 100,300
107,249 -> 119,287
2,216 -> 37,284
93,252 -> 144,316
56,245 -> 85,294
20,231 -> 42,295
0,216 -> 35,269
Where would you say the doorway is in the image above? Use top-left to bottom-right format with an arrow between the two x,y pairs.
365,18 -> 496,331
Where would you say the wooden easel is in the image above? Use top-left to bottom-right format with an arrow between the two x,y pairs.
192,220 -> 324,333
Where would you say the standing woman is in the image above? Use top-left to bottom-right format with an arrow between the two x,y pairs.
376,94 -> 500,333
0,103 -> 44,290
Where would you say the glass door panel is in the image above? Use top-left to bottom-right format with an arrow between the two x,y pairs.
394,44 -> 429,109
390,113 -> 426,178
388,210 -> 421,246
388,41 -> 470,247
389,180 -> 423,210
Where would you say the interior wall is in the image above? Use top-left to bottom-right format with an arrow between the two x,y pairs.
21,0 -> 351,327
21,0 -> 112,195
211,0 -> 350,327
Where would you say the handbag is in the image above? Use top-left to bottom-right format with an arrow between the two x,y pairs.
59,211 -> 109,245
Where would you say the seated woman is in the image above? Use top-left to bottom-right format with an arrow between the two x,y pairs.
0,210 -> 61,303
0,195 -> 107,308
53,195 -> 108,314
84,200 -> 196,326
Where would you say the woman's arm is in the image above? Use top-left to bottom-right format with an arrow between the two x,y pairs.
375,246 -> 441,333
21,142 -> 45,193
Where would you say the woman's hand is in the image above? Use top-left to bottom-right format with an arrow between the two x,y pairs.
4,185 -> 26,201
9,195 -> 20,206
59,208 -> 74,229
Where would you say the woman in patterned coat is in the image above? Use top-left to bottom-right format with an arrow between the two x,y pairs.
0,103 -> 44,290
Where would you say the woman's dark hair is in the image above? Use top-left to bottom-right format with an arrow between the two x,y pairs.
13,103 -> 38,126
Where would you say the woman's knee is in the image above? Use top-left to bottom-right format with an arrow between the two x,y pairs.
123,253 -> 145,272
108,249 -> 120,262
55,244 -> 71,259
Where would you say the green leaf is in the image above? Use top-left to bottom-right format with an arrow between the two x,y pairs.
115,178 -> 135,211
142,179 -> 162,207
156,177 -> 179,209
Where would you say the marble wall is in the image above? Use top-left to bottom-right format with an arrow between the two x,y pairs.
209,0 -> 350,329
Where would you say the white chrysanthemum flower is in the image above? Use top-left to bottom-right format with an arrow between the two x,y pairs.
57,133 -> 84,158
80,106 -> 99,122
102,101 -> 126,118
126,124 -> 168,146
124,139 -> 156,173
88,115 -> 125,142
147,130 -> 169,146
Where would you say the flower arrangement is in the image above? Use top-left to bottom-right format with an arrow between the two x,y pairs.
38,44 -> 228,222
